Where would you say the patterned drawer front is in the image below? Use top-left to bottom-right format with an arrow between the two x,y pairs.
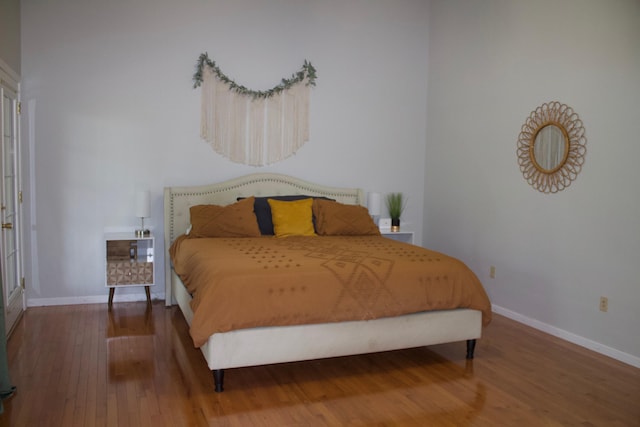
107,261 -> 153,285
132,262 -> 153,283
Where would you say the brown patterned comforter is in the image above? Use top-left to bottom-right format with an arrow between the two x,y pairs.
170,235 -> 492,347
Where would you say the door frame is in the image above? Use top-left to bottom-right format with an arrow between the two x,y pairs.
0,58 -> 24,336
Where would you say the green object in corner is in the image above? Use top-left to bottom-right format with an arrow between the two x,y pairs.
0,274 -> 16,414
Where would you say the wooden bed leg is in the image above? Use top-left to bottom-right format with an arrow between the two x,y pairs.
466,339 -> 477,359
213,369 -> 225,392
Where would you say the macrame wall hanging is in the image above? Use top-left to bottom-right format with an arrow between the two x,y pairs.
193,53 -> 317,166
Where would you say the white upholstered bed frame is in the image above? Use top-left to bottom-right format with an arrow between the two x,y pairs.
164,173 -> 482,391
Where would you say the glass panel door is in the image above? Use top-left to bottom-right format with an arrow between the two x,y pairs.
0,83 -> 23,335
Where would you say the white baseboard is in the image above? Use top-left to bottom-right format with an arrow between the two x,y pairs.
492,305 -> 640,369
27,292 -> 164,307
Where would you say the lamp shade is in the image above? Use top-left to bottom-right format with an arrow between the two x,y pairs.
135,190 -> 150,218
367,192 -> 381,216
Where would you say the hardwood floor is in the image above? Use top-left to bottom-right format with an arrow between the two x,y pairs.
0,302 -> 638,426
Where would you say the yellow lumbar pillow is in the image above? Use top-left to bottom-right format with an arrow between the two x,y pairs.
267,198 -> 316,237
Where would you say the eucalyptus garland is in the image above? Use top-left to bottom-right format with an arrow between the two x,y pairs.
193,53 -> 317,99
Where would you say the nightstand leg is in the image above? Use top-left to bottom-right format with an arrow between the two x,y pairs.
108,288 -> 115,306
145,286 -> 151,303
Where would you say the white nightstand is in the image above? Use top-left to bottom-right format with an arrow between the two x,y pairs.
105,232 -> 154,305
380,229 -> 414,245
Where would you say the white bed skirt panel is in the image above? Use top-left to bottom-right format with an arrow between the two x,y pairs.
173,271 -> 481,371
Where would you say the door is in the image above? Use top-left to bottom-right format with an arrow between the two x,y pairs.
0,72 -> 23,335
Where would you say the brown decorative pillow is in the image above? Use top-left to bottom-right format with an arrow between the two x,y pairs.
189,197 -> 261,238
313,199 -> 381,236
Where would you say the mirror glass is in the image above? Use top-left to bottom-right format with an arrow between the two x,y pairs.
517,101 -> 587,193
533,124 -> 567,171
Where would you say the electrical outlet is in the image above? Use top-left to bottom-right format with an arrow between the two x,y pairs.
599,296 -> 608,312
489,266 -> 496,279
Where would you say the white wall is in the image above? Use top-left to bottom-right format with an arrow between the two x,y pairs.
425,0 -> 640,363
20,1 -> 430,303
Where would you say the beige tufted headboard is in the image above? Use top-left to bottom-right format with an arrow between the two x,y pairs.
163,173 -> 365,303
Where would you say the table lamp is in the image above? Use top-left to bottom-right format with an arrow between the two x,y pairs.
135,190 -> 150,237
367,192 -> 381,225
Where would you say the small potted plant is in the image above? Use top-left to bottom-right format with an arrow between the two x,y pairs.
385,192 -> 406,232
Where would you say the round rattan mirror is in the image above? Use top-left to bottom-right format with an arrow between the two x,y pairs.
517,101 -> 587,193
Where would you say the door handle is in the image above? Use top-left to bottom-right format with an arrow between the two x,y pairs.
2,223 -> 13,229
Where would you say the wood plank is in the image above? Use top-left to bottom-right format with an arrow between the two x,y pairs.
0,302 -> 638,426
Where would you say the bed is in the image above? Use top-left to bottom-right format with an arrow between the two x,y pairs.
164,173 -> 491,392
